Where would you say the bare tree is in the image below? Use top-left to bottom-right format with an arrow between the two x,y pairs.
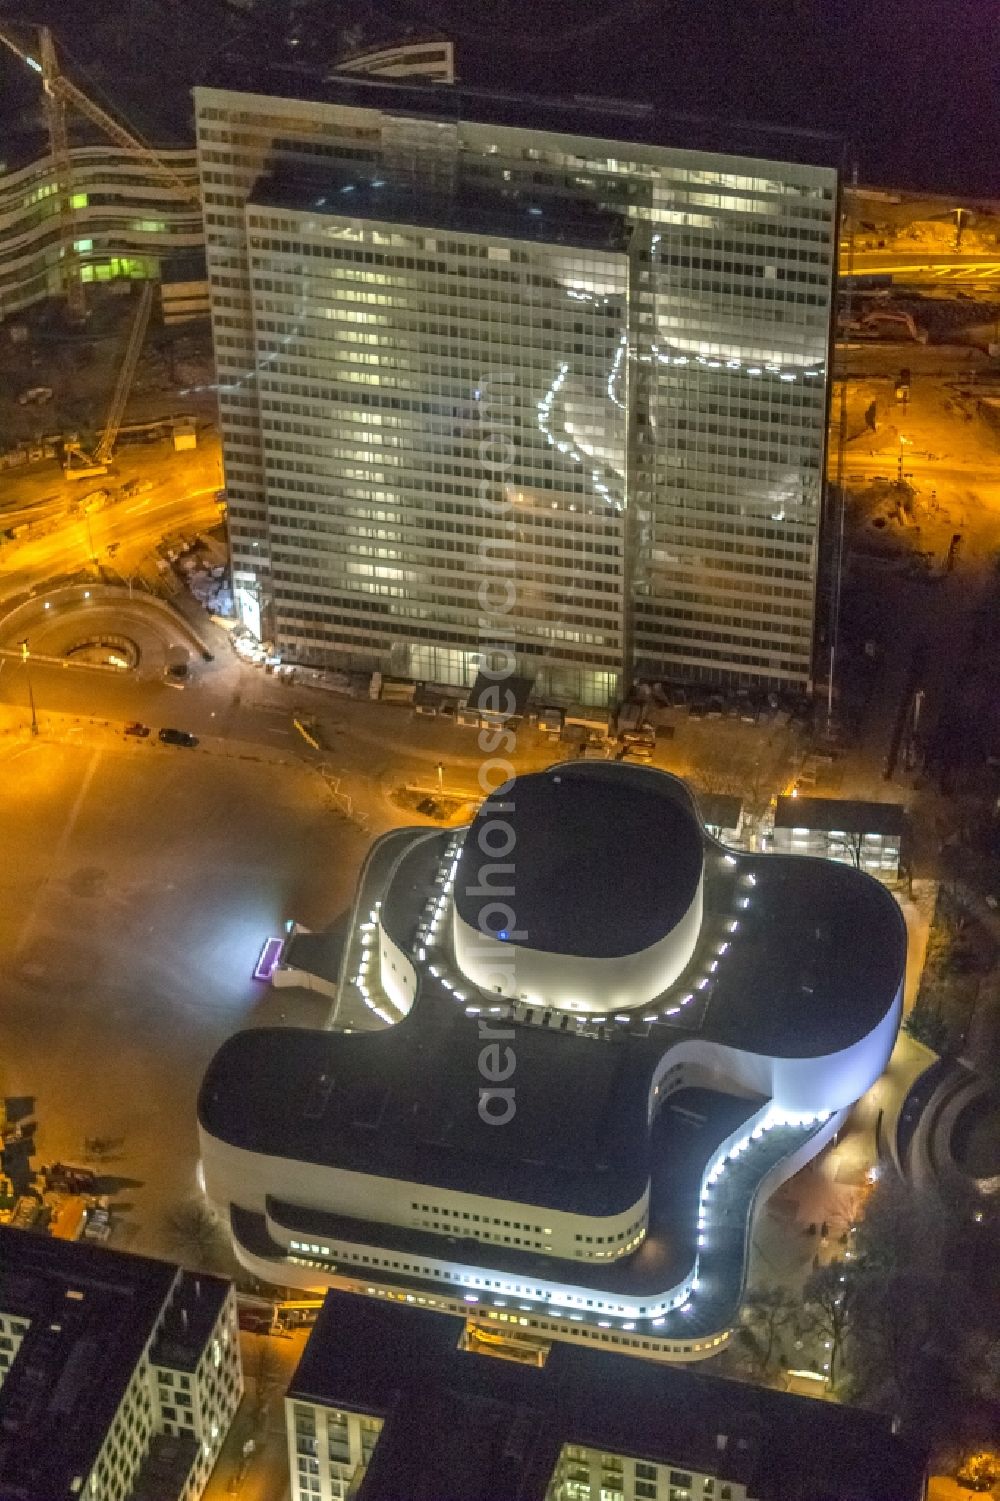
846,1175 -> 1000,1465
163,1199 -> 232,1274
802,1259 -> 857,1390
843,829 -> 864,868
739,1285 -> 798,1377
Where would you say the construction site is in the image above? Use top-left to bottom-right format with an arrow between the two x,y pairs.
0,22 -> 220,604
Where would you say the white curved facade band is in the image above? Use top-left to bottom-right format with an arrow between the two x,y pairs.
452,877 -> 703,1014
377,923 -> 418,1017
646,982 -> 903,1122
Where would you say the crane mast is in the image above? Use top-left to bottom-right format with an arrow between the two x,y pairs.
64,281 -> 155,475
95,282 -> 155,464
39,28 -> 87,321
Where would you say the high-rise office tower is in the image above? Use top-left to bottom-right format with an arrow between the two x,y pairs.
195,76 -> 838,703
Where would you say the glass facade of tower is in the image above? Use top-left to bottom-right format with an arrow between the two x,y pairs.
195,82 -> 837,702
245,184 -> 629,701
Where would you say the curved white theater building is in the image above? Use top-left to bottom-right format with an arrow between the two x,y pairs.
199,764 -> 906,1362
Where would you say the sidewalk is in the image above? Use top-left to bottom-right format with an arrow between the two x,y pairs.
202,1329 -> 306,1501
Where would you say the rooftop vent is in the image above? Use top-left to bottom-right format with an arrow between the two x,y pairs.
302,1072 -> 335,1120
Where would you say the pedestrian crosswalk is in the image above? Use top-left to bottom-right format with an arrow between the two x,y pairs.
929,263 -> 1000,280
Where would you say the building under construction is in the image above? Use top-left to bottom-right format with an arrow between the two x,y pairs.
0,25 -> 204,324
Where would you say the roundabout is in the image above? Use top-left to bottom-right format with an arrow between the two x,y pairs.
0,584 -> 212,684
62,635 -> 140,670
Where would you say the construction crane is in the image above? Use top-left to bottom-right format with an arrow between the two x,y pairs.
37,28 -> 85,323
0,23 -> 201,317
64,281 -> 155,476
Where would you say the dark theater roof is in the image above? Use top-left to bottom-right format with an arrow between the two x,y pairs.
200,992 -> 654,1216
200,764 -> 906,1215
454,765 -> 704,958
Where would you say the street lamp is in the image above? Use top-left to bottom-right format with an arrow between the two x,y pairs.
19,638 -> 38,736
896,433 -> 912,488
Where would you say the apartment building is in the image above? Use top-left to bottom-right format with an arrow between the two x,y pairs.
195,74 -> 839,701
282,1292 -> 926,1501
0,134 -> 203,319
0,1228 -> 242,1501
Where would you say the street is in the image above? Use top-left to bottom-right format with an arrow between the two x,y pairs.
0,427 -> 223,597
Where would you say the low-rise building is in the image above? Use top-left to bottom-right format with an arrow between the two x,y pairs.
771,795 -> 906,879
0,1228 -> 242,1501
283,1291 -> 926,1501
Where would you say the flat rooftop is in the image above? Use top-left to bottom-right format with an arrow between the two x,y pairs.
0,1231 -> 177,1501
251,167 -> 631,253
454,766 -> 704,958
774,795 -> 907,836
286,1293 -> 926,1501
150,1270 -> 230,1372
199,70 -> 844,172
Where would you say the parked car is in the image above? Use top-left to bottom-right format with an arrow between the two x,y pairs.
158,727 -> 198,748
16,385 -> 53,406
84,1197 -> 112,1242
78,489 -> 110,514
124,721 -> 150,738
238,1310 -> 273,1334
